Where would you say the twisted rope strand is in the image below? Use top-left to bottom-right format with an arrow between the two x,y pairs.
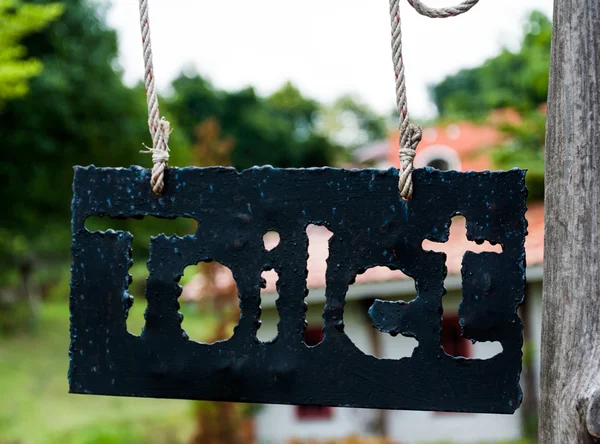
139,0 -> 171,194
408,0 -> 479,18
391,0 -> 479,199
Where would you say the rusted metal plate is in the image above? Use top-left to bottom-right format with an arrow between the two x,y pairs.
69,166 -> 527,413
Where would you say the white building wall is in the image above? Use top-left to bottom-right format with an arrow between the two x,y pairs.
258,406 -> 522,444
388,411 -> 521,443
256,405 -> 368,443
255,284 -> 543,444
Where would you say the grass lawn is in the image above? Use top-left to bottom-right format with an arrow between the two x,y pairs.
0,300 -> 217,444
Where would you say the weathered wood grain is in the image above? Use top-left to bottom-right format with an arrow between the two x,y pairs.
539,1 -> 600,442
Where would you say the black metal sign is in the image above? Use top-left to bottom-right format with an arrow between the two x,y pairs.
70,166 -> 527,413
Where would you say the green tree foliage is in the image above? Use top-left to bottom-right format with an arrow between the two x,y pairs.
431,11 -> 551,119
0,0 -> 62,105
0,0 -> 190,274
0,1 -> 351,284
430,11 -> 550,201
167,75 -> 342,169
317,94 -> 387,150
492,110 -> 546,200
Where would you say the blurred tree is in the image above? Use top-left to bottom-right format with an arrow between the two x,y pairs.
167,75 -> 342,169
492,109 -> 546,200
191,399 -> 256,444
0,1 -> 359,294
431,11 -> 551,119
268,81 -> 318,142
192,118 -> 235,167
0,0 -> 62,106
167,74 -> 223,144
430,10 -> 550,202
317,94 -> 387,150
0,0 -> 190,281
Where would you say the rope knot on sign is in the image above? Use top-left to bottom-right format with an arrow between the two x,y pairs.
398,122 -> 422,198
141,117 -> 171,194
391,0 -> 479,199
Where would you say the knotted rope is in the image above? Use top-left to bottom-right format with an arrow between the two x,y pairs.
139,0 -> 171,194
390,0 -> 479,199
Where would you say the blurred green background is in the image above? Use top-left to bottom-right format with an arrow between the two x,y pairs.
0,0 -> 550,443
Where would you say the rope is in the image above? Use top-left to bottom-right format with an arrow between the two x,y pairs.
390,0 -> 479,199
139,0 -> 171,195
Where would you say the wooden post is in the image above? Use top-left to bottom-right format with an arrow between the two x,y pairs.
540,1 -> 600,442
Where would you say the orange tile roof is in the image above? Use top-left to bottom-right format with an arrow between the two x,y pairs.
386,109 -> 525,172
388,122 -> 505,171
